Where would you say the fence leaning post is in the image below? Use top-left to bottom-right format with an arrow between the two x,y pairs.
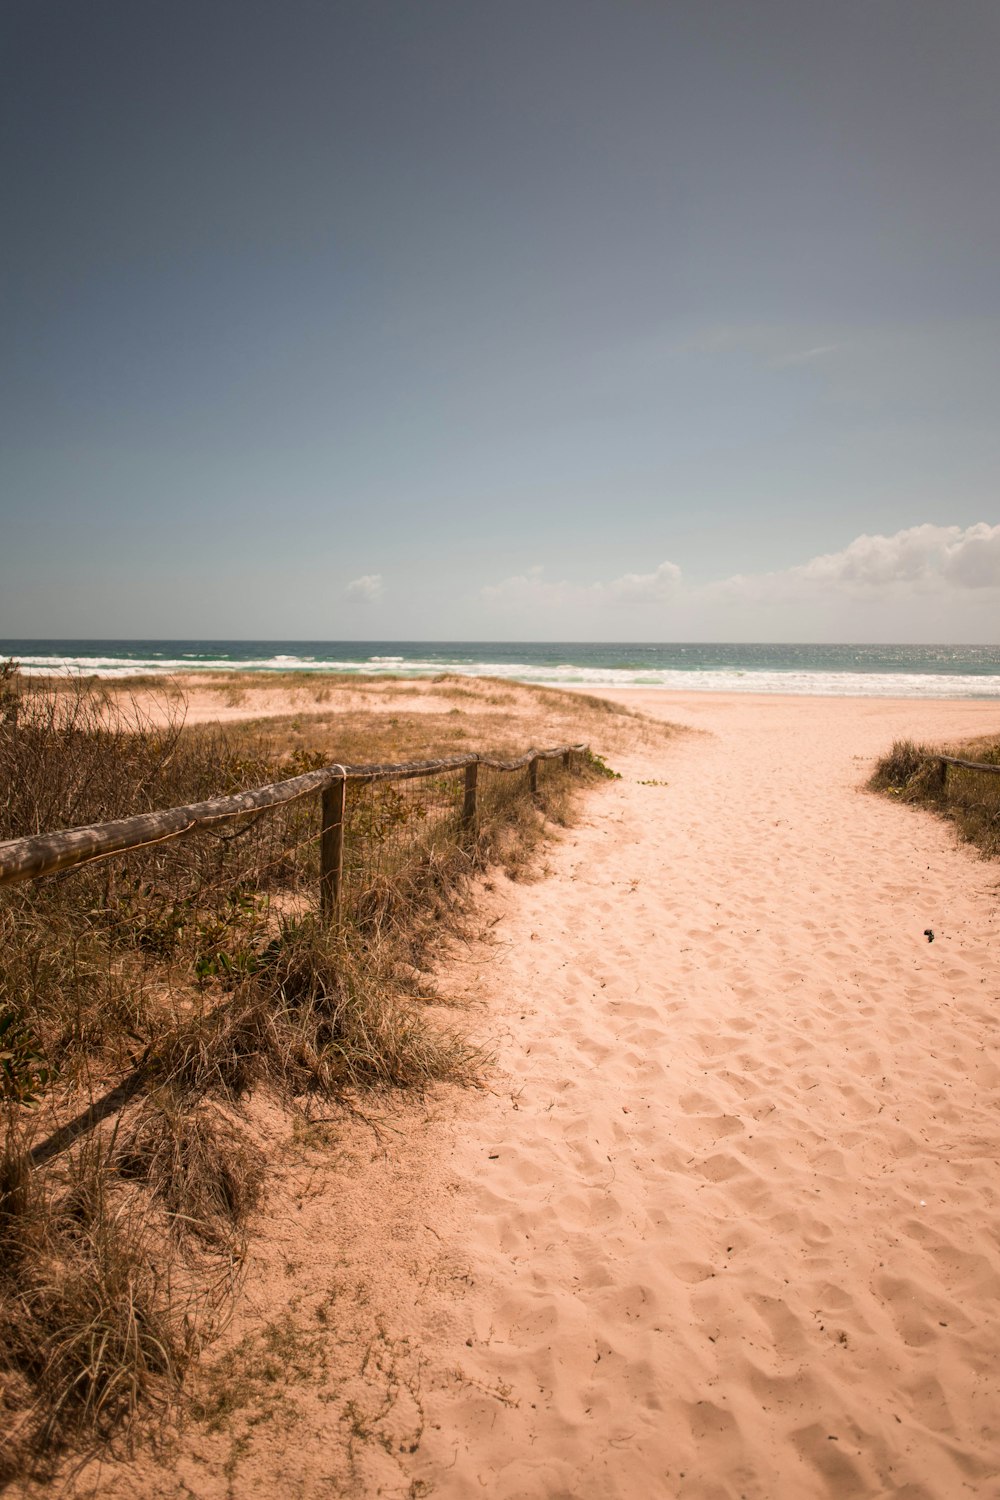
529,755 -> 539,797
462,757 -> 479,832
562,749 -> 572,770
320,767 -> 347,921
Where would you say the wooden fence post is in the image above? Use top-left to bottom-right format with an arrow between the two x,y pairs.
462,759 -> 479,830
562,750 -> 572,770
529,756 -> 539,796
320,771 -> 346,920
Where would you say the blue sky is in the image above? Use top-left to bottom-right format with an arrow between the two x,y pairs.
2,0 -> 998,641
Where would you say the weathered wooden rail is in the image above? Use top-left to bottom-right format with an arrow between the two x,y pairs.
0,744 -> 587,916
936,754 -> 1000,776
926,754 -> 1000,791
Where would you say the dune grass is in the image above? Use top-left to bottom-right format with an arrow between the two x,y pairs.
0,665 -> 636,1481
869,733 -> 1000,860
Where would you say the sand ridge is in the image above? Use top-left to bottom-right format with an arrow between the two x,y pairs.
67,691 -> 1000,1500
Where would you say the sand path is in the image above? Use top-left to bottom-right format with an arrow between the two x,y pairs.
393,693 -> 1000,1500
80,693 -> 1000,1500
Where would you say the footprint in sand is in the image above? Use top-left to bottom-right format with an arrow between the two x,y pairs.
672,1260 -> 717,1284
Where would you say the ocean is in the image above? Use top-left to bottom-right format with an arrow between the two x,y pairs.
3,641 -> 1000,699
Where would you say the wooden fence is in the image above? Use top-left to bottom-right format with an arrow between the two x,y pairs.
0,744 -> 588,915
927,754 -> 1000,791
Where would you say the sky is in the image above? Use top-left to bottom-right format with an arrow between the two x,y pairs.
1,0 -> 998,642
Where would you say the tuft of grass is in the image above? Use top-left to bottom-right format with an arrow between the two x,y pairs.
115,1097 -> 266,1246
869,734 -> 1000,860
259,919 -> 483,1095
146,918 -> 483,1103
868,738 -> 937,793
0,1136 -> 191,1483
149,991 -> 277,1101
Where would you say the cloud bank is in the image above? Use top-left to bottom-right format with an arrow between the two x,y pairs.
483,559 -> 681,610
483,524 -> 1000,623
718,523 -> 1000,602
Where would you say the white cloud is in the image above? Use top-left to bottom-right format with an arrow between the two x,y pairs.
482,559 -> 682,611
346,573 -> 384,602
792,523 -> 998,593
605,560 -> 682,603
768,344 -> 839,369
481,566 -> 571,610
707,524 -> 1000,613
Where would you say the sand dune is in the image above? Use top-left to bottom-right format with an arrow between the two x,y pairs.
75,691 -> 1000,1500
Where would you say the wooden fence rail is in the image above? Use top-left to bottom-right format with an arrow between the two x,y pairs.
924,754 -> 1000,793
0,744 -> 588,912
936,754 -> 1000,776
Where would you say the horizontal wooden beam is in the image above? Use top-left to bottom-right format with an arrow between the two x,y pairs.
937,754 -> 1000,776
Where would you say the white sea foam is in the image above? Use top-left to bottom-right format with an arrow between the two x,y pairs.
9,652 -> 1000,698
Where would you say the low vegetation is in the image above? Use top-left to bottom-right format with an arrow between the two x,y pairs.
869,733 -> 1000,860
0,664 -> 642,1482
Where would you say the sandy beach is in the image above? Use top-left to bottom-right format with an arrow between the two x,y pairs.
76,688 -> 999,1500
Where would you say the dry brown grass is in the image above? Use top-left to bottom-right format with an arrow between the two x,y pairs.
869,733 -> 1000,860
0,1123 -> 192,1483
113,669 -> 649,760
0,667 -> 658,1481
115,1096 -> 266,1247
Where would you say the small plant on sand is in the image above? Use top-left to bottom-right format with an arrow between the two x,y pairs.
0,1010 -> 52,1104
584,750 -> 621,780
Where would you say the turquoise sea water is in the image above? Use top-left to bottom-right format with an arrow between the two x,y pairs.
3,640 -> 1000,698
